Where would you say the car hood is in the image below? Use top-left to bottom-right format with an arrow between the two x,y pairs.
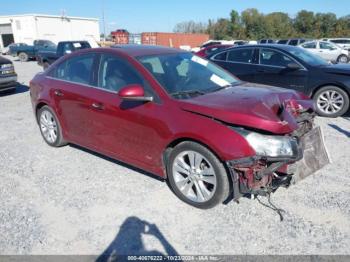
178,82 -> 314,134
323,63 -> 350,75
0,55 -> 12,64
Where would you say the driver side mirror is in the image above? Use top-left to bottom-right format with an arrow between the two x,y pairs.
286,62 -> 302,71
118,84 -> 153,102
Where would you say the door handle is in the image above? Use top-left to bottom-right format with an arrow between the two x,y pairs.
54,89 -> 63,97
91,102 -> 104,110
257,69 -> 266,73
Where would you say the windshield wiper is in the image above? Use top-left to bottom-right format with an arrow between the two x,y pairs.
170,90 -> 206,97
207,82 -> 240,93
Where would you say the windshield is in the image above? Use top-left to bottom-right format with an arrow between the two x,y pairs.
289,47 -> 328,66
137,52 -> 239,98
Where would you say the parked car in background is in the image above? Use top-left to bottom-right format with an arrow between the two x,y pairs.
0,56 -> 17,92
37,41 -> 91,70
195,44 -> 233,57
1,43 -> 27,55
9,39 -> 56,62
208,44 -> 350,117
29,46 -> 329,208
299,40 -> 349,63
322,38 -> 350,51
277,38 -> 311,46
259,39 -> 275,44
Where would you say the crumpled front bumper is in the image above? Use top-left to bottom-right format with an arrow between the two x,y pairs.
288,126 -> 330,184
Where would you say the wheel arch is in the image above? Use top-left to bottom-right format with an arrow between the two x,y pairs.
310,83 -> 350,99
162,137 -> 226,179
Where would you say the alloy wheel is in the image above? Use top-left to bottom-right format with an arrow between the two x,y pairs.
317,90 -> 345,115
172,150 -> 217,203
40,110 -> 58,144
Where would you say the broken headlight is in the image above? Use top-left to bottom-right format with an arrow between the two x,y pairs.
233,127 -> 298,158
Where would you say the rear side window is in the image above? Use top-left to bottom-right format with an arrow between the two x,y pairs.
227,48 -> 254,63
53,54 -> 95,85
212,52 -> 227,61
277,40 -> 288,44
302,42 -> 316,49
259,49 -> 293,67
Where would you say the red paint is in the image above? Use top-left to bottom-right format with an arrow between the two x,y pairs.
195,44 -> 233,57
29,46 -> 314,178
119,84 -> 145,98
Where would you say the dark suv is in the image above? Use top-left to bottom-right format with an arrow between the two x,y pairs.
0,56 -> 17,92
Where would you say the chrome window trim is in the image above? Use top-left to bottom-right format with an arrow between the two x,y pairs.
46,76 -> 119,95
258,48 -> 307,71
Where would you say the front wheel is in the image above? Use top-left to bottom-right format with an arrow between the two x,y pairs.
314,86 -> 349,117
337,54 -> 349,63
167,141 -> 230,209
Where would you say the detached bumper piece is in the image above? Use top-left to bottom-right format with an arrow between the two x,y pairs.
289,126 -> 330,184
227,126 -> 330,200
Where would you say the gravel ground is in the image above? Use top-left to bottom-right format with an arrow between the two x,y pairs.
0,56 -> 349,256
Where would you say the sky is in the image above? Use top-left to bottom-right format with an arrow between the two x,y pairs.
1,0 -> 349,34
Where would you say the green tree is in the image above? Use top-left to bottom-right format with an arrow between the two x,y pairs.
294,10 -> 315,37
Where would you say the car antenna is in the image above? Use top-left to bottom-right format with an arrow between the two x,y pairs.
256,193 -> 285,221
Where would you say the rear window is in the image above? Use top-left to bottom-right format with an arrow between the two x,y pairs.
331,39 -> 350,44
212,52 -> 228,61
288,39 -> 299,46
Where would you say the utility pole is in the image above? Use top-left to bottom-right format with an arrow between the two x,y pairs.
102,0 -> 106,41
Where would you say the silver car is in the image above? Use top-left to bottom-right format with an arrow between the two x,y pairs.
299,40 -> 349,63
322,38 -> 350,51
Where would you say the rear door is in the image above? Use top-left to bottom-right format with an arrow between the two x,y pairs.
210,47 -> 258,82
47,53 -> 97,146
254,48 -> 308,92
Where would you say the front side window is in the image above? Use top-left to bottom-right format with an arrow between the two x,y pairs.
137,53 -> 239,98
259,49 -> 293,67
98,54 -> 145,92
320,42 -> 337,50
53,54 -> 94,85
227,48 -> 254,63
302,42 -> 316,49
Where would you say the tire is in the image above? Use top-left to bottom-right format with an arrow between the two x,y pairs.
43,62 -> 50,70
18,52 -> 29,62
167,141 -> 230,209
37,106 -> 67,147
313,86 -> 349,117
337,54 -> 349,63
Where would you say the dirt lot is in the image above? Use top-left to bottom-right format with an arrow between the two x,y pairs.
0,56 -> 349,256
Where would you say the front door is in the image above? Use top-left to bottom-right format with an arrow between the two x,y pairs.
254,48 -> 308,92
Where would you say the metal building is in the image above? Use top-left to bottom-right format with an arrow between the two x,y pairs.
0,14 -> 100,49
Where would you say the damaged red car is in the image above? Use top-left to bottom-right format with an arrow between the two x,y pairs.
29,46 -> 330,209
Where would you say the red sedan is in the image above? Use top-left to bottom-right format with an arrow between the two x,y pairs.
29,46 -> 329,209
195,44 -> 233,57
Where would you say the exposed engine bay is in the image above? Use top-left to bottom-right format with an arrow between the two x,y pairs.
226,100 -> 330,202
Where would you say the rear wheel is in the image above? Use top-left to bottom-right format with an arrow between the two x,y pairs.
337,54 -> 349,63
37,106 -> 67,147
314,86 -> 349,117
167,141 -> 230,209
18,52 -> 29,62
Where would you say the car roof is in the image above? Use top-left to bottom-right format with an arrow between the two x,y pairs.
222,44 -> 302,52
110,44 -> 185,57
